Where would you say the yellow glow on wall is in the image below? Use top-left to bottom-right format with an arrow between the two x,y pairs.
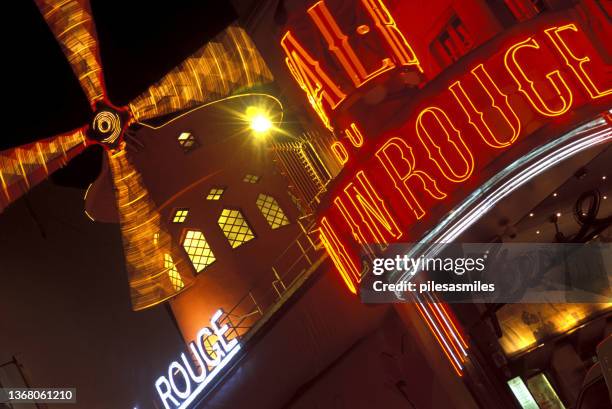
182,230 -> 216,273
172,209 -> 189,223
498,303 -> 612,356
206,187 -> 225,201
218,209 -> 255,248
164,254 -> 185,292
256,194 -> 290,229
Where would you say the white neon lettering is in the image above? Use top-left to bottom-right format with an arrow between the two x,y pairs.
168,361 -> 192,400
210,309 -> 239,352
154,309 -> 241,408
155,376 -> 179,409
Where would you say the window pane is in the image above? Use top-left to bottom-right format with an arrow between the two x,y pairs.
182,230 -> 216,272
206,187 -> 225,200
218,209 -> 255,248
164,254 -> 185,291
256,194 -> 290,229
172,208 -> 189,223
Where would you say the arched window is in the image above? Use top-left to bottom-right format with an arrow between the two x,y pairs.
256,194 -> 290,229
182,230 -> 216,272
218,209 -> 255,248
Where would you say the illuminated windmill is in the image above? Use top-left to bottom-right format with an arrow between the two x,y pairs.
0,0 -> 274,311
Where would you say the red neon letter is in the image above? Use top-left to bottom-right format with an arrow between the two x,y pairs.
544,24 -> 612,100
361,0 -> 422,72
343,170 -> 403,243
281,31 -> 347,130
504,37 -> 573,117
345,122 -> 364,148
331,141 -> 349,165
308,1 -> 395,88
415,107 -> 475,183
375,137 -> 446,220
449,64 -> 521,148
319,216 -> 361,294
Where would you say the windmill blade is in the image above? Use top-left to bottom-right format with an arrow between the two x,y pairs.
128,25 -> 274,122
0,128 -> 87,214
35,0 -> 106,108
107,148 -> 195,311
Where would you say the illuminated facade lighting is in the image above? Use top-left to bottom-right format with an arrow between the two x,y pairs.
250,115 -> 272,134
218,209 -> 255,248
256,194 -> 290,229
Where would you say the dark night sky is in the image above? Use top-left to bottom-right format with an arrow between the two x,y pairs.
1,1 -> 239,408
3,0 -> 237,156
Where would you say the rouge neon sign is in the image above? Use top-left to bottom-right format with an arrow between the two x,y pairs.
155,309 -> 240,409
280,2 -> 612,294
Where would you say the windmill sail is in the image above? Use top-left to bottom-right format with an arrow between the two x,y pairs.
128,25 -> 274,122
107,149 -> 195,310
35,0 -> 106,107
0,129 -> 87,214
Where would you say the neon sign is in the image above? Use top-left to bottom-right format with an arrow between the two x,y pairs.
317,20 -> 610,292
155,309 -> 240,409
280,10 -> 612,292
280,2 -> 611,376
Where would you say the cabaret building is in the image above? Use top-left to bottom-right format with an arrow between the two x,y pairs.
0,0 -> 611,408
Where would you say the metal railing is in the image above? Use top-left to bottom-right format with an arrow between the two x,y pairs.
219,217 -> 325,339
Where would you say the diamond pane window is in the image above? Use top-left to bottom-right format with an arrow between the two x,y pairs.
218,209 -> 255,248
243,174 -> 260,183
164,254 -> 185,291
182,230 -> 216,272
172,208 -> 189,223
177,132 -> 199,152
256,194 -> 290,229
206,187 -> 225,201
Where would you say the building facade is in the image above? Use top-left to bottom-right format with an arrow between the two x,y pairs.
85,1 -> 611,408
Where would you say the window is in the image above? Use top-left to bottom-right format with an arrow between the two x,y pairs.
164,254 -> 185,292
182,230 -> 216,272
430,15 -> 473,68
503,0 -> 546,22
256,194 -> 290,229
206,187 -> 225,201
243,174 -> 260,183
218,209 -> 255,248
172,208 -> 189,223
177,132 -> 199,152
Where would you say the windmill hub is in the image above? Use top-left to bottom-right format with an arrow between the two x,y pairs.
87,102 -> 130,149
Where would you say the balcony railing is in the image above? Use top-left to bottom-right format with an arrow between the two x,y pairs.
219,217 -> 326,340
